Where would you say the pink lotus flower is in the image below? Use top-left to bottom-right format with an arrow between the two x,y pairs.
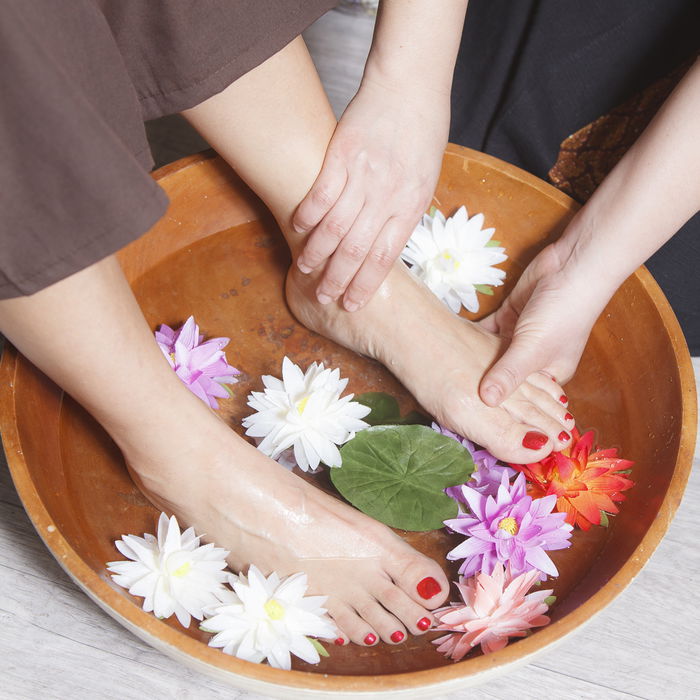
433,564 -> 551,659
156,316 -> 240,409
432,423 -> 516,500
445,472 -> 572,581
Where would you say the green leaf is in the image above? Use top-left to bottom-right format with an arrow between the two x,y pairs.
485,239 -> 502,247
473,284 -> 495,296
544,595 -> 557,607
354,392 -> 430,427
308,637 -> 329,658
221,383 -> 235,397
332,425 -> 475,531
598,511 -> 610,527
428,205 -> 438,217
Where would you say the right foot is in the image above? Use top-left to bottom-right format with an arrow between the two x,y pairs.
124,414 -> 450,648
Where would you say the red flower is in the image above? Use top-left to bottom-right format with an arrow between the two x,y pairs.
511,429 -> 634,531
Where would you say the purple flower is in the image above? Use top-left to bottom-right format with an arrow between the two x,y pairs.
444,472 -> 573,581
156,316 -> 240,409
431,423 -> 515,500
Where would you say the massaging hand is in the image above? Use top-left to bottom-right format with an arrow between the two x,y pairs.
292,79 -> 449,312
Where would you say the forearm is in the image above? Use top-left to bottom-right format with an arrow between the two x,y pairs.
364,0 -> 468,95
555,59 -> 700,301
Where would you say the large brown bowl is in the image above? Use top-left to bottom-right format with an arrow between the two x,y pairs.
1,145 -> 696,698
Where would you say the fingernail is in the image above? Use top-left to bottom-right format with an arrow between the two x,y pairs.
293,222 -> 309,234
334,637 -> 345,646
364,633 -> 377,646
565,412 -> 573,421
390,630 -> 405,643
297,261 -> 312,274
417,576 -> 442,599
417,616 -> 432,631
481,384 -> 501,406
317,293 -> 333,305
558,431 -> 570,442
559,394 -> 568,404
522,431 -> 548,450
344,300 -> 360,312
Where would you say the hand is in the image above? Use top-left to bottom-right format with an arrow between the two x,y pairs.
478,243 -> 602,407
292,79 -> 450,311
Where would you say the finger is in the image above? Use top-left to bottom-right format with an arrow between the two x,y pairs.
314,205 -> 384,304
292,154 -> 347,240
479,333 -> 546,407
341,216 -> 411,312
297,178 -> 365,276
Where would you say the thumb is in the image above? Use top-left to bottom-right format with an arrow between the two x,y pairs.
479,334 -> 544,407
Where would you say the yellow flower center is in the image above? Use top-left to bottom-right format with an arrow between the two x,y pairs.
440,251 -> 461,270
171,561 -> 191,578
264,598 -> 286,621
295,395 -> 310,415
497,517 -> 519,535
169,352 -> 176,362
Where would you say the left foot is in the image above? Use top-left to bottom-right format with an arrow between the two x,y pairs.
286,259 -> 574,464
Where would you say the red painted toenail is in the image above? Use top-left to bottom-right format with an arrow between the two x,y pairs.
334,637 -> 345,646
390,630 -> 405,643
364,633 -> 377,645
417,616 -> 432,631
559,394 -> 568,404
565,412 -> 573,421
522,431 -> 548,450
558,431 -> 570,442
417,577 -> 442,599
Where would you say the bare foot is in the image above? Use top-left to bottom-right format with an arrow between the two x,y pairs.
124,414 -> 449,647
286,260 -> 575,464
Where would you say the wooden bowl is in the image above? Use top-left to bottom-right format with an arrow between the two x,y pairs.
1,145 -> 696,698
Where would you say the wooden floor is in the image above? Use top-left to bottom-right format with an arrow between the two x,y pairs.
2,9 -> 699,700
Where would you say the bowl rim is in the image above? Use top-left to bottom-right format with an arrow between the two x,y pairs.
1,143 -> 696,696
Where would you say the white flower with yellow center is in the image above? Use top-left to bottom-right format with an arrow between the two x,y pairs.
242,356 -> 371,471
401,205 -> 507,313
107,513 -> 230,628
201,565 -> 336,670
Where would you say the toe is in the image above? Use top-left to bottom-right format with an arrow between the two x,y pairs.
530,371 -> 569,405
353,596 -> 407,645
370,578 -> 437,635
327,601 -> 378,647
386,554 -> 450,609
506,399 -> 570,452
520,381 -> 576,435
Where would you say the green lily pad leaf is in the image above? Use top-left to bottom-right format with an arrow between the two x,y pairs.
598,510 -> 610,527
428,205 -> 438,217
308,637 -> 329,658
332,425 -> 475,531
544,595 -> 557,607
474,284 -> 495,295
485,239 -> 502,247
354,392 -> 430,426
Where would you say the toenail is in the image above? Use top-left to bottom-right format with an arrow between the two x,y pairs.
364,633 -> 377,646
390,630 -> 405,643
522,431 -> 548,450
334,637 -> 345,646
558,431 -> 570,442
417,576 -> 442,599
565,412 -> 574,421
417,616 -> 432,631
559,394 -> 568,404
317,293 -> 333,305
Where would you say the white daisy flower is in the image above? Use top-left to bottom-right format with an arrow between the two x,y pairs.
107,513 -> 230,628
201,565 -> 336,670
242,356 -> 371,471
401,205 -> 507,313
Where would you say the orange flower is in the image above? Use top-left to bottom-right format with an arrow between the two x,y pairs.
511,429 -> 634,531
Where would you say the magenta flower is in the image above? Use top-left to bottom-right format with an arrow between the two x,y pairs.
433,563 -> 551,659
432,423 -> 515,500
155,316 -> 240,409
445,472 -> 572,581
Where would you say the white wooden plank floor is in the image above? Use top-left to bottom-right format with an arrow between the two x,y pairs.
2,8 -> 699,700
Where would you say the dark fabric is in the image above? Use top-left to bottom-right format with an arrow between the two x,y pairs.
450,0 -> 700,353
0,0 -> 336,299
